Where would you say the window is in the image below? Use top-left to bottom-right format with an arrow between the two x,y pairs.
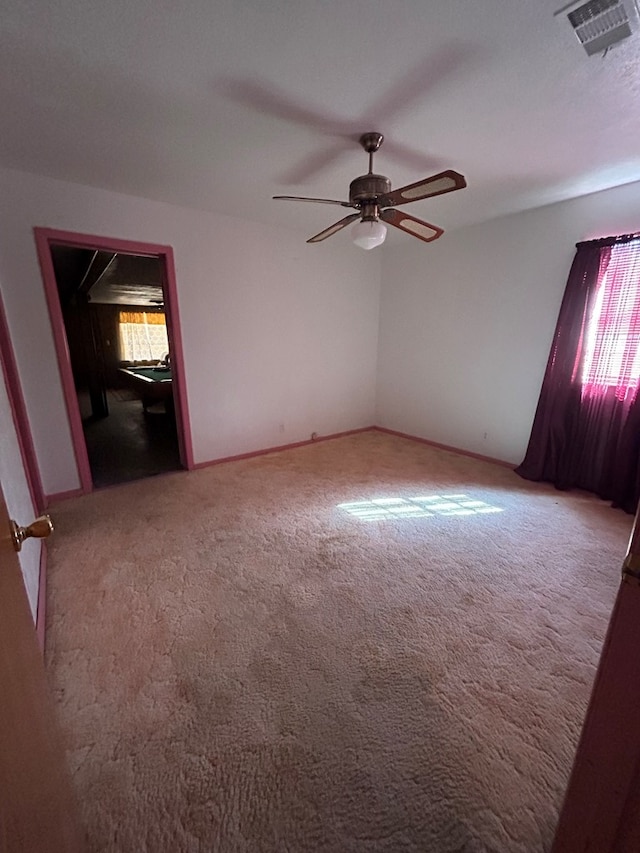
118,311 -> 169,362
582,239 -> 640,399
517,232 -> 640,510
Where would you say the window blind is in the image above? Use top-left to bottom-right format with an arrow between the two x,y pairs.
583,239 -> 640,400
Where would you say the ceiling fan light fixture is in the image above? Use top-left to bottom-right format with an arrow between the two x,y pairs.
351,219 -> 387,250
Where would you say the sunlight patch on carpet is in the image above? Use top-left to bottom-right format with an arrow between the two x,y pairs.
338,494 -> 504,520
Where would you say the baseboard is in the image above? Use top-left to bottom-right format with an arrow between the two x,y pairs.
189,425 -> 516,471
36,543 -> 47,655
192,427 -> 376,470
43,427 -> 513,508
46,486 -> 84,505
372,426 -> 515,469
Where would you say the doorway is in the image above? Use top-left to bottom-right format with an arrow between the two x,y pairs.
34,229 -> 194,493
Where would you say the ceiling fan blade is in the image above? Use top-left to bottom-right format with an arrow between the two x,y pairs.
273,195 -> 355,208
363,45 -> 477,127
381,209 -> 444,243
278,146 -> 350,185
379,170 -> 466,207
219,79 -> 350,135
379,138 -> 443,174
307,213 -> 361,243
220,80 -> 357,181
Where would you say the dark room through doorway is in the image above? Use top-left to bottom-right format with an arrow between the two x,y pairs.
50,245 -> 182,488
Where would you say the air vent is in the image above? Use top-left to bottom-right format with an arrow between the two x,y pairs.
561,0 -> 639,54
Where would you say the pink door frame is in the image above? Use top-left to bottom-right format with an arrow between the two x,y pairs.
33,227 -> 194,494
0,291 -> 46,513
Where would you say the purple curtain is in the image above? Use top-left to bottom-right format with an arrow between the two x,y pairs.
516,239 -> 640,513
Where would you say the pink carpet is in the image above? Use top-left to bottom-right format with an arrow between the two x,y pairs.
45,431 -> 632,851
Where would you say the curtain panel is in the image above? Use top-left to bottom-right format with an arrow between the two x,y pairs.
118,311 -> 169,363
517,236 -> 640,513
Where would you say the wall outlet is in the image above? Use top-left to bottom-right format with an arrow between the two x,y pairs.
279,423 -> 285,433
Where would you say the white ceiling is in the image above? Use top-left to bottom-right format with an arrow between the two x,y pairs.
2,0 -> 640,243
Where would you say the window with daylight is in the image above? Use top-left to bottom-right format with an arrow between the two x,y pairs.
581,239 -> 640,400
118,311 -> 169,362
517,232 -> 640,513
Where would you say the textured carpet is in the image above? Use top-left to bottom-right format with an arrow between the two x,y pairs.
45,431 -> 632,852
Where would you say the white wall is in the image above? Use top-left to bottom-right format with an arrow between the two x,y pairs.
5,162 -> 639,495
0,362 -> 39,618
376,180 -> 640,464
0,166 -> 381,496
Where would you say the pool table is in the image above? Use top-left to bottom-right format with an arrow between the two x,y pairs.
118,366 -> 173,411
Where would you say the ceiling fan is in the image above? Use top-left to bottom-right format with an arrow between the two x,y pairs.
274,133 -> 467,250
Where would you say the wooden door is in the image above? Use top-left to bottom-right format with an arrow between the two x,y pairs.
0,481 -> 82,852
552,504 -> 640,851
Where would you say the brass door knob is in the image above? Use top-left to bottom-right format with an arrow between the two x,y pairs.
10,515 -> 54,553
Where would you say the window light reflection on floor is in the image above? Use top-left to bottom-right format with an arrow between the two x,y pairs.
338,494 -> 504,521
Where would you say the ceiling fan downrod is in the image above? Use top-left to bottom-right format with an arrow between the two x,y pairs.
359,132 -> 384,174
349,133 -> 391,207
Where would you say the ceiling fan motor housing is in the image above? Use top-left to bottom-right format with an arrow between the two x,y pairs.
349,174 -> 391,206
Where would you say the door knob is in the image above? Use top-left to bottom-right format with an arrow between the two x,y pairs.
10,515 -> 54,553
